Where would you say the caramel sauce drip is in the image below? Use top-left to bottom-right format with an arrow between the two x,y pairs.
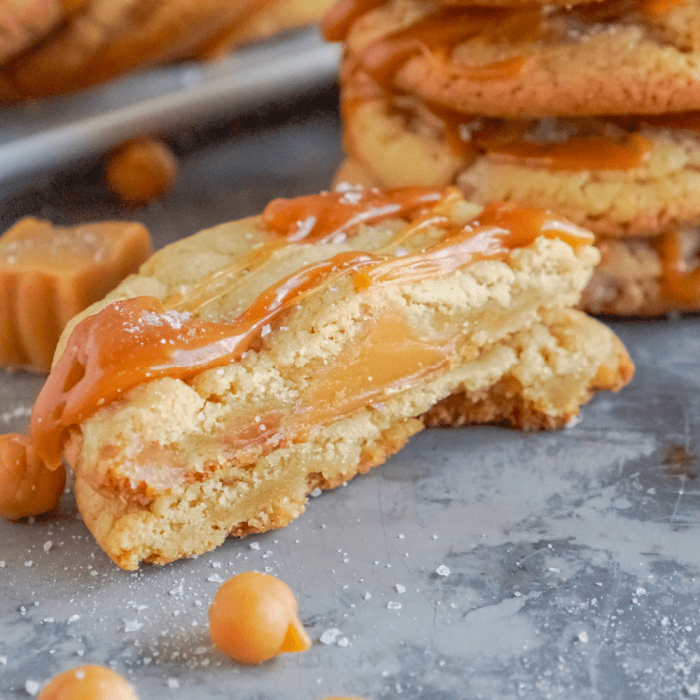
658,231 -> 700,306
357,7 -> 531,92
486,133 -> 652,171
31,193 -> 592,470
261,187 -> 444,242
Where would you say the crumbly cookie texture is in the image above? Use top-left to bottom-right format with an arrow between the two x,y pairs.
340,98 -> 700,237
344,0 -> 700,117
0,0 -> 333,102
43,190 -> 632,569
580,230 -> 700,316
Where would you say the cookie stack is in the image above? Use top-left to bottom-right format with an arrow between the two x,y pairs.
325,0 -> 700,315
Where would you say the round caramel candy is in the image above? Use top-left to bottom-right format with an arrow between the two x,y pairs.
37,665 -> 139,700
0,433 -> 65,519
104,138 -> 178,206
209,571 -> 312,664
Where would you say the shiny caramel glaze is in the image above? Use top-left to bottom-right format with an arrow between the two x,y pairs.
485,133 -> 652,171
31,189 -> 593,470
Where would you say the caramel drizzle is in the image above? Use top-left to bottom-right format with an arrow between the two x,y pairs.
31,192 -> 593,470
165,187 -> 446,317
355,6 -> 531,93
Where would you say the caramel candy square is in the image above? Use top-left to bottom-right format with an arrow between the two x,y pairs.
0,217 -> 152,372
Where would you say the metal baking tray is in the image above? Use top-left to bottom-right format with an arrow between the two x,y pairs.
1,71 -> 699,700
0,28 -> 341,186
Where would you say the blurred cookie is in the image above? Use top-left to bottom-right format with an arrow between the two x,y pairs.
0,0 -> 335,102
335,0 -> 700,118
0,0 -> 64,64
581,229 -> 700,316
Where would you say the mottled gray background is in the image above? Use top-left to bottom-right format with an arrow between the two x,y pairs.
1,61 -> 699,700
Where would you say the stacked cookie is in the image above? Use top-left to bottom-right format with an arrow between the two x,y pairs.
325,0 -> 700,315
0,0 -> 336,102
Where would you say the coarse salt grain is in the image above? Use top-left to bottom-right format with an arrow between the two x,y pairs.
436,565 -> 451,577
320,628 -> 342,645
25,680 -> 41,696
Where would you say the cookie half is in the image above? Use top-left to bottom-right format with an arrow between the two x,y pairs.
30,187 -> 632,568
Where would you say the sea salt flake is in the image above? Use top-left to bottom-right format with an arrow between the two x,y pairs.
124,620 -> 143,632
436,565 -> 451,577
250,542 -> 260,550
395,584 -> 406,594
207,574 -> 225,583
43,541 -> 53,553
364,592 -> 372,600
320,628 -> 342,645
310,488 -> 323,498
387,601 -> 402,610
25,680 -> 41,696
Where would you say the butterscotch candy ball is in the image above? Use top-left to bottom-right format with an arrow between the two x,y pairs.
38,665 -> 139,700
104,138 -> 178,206
0,433 -> 65,519
209,571 -> 312,664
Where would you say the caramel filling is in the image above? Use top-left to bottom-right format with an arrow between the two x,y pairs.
485,133 -> 652,171
659,232 -> 700,306
373,99 -> 654,171
31,191 -> 593,471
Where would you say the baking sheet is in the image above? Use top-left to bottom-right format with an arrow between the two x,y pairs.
0,28 -> 341,187
2,88 -> 700,700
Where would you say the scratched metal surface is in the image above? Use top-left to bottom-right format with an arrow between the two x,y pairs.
1,89 -> 700,700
